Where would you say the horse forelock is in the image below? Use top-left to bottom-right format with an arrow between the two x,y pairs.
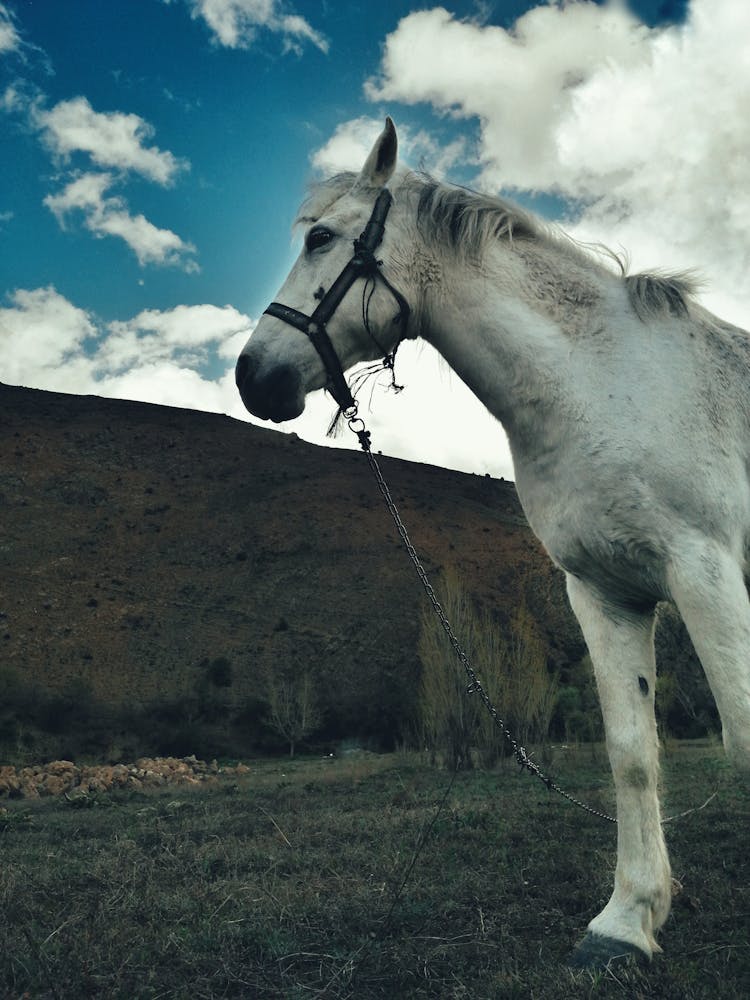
294,173 -> 358,226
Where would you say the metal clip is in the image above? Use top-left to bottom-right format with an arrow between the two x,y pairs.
346,411 -> 371,452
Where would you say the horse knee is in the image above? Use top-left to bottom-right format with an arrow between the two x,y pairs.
606,736 -> 659,788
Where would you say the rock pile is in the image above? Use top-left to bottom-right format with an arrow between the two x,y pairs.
0,755 -> 251,799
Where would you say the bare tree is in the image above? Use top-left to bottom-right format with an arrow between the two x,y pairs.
475,597 -> 558,766
264,666 -> 322,757
418,568 -> 480,769
418,568 -> 558,768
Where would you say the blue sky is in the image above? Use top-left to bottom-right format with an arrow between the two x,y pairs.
4,0 -> 748,479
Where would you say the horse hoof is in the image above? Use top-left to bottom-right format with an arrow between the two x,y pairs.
568,932 -> 650,970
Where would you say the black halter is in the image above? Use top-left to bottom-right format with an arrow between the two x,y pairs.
264,188 -> 411,414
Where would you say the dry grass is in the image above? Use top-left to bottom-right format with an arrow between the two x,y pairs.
1,744 -> 748,998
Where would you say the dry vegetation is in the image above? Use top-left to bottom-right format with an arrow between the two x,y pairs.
419,569 -> 559,769
1,744 -> 747,998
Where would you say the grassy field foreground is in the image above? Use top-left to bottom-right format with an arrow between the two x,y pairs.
1,744 -> 748,999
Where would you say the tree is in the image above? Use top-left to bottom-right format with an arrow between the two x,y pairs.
418,568 -> 558,768
264,665 -> 322,757
475,598 -> 558,766
418,568 -> 480,769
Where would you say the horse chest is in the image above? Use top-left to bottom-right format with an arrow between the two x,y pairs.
515,471 -> 670,609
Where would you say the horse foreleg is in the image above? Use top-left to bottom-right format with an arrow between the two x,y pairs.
667,539 -> 750,776
566,575 -> 671,968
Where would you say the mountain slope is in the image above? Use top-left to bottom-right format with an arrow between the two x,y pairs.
0,382 -> 582,750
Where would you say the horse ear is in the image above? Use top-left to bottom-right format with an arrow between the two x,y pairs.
354,117 -> 398,189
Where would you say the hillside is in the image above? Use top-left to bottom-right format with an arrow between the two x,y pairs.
1,382 -> 583,756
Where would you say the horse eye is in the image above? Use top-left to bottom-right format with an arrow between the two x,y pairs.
306,227 -> 334,253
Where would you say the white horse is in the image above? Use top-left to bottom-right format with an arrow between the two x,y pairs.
236,118 -> 750,967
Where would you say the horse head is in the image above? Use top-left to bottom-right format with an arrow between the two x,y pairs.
236,117 -> 414,423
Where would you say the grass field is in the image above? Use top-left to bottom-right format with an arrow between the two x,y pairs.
1,743 -> 748,999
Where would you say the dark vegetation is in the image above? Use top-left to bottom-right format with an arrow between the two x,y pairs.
0,596 -> 720,767
1,745 -> 748,998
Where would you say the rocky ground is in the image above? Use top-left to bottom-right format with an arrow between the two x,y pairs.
0,755 -> 251,799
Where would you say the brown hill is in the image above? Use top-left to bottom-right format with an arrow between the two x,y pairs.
0,381 -> 583,755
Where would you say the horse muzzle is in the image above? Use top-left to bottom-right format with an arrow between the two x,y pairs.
235,354 -> 305,423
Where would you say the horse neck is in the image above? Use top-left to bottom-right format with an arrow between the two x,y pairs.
421,238 -> 598,450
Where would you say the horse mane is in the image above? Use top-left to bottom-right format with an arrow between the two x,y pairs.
298,171 -> 697,321
405,175 -> 698,319
408,175 -> 539,250
624,272 -> 697,321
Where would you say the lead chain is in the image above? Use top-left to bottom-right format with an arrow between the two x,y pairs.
347,409 -> 617,825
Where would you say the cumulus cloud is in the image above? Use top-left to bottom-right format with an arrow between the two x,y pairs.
35,96 -> 185,184
44,173 -> 198,270
366,0 -> 750,325
186,0 -> 328,53
0,287 -> 253,416
1,88 -> 195,268
96,361 -> 237,413
366,3 -> 654,192
312,115 -> 468,177
101,303 -> 252,371
0,286 -> 96,390
43,172 -> 113,219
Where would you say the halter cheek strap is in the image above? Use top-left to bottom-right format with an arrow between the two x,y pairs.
264,188 -> 411,414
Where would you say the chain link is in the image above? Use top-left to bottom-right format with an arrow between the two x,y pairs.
347,408 -> 617,825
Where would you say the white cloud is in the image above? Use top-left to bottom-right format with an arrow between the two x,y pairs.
365,0 -> 750,326
1,87 -> 195,268
365,4 -> 656,192
0,84 -> 23,111
90,205 -> 198,271
35,96 -> 185,184
44,173 -> 198,270
186,0 -> 328,53
96,361 -> 236,413
0,287 -> 254,416
112,302 -> 252,347
312,115 -> 468,177
101,303 -> 252,371
44,172 -> 114,220
0,286 -> 97,393
311,117 -> 381,175
0,2 -> 20,54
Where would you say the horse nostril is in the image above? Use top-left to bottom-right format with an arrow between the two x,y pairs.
235,353 -> 251,391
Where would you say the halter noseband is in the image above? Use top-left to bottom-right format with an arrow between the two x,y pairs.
264,188 -> 411,414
